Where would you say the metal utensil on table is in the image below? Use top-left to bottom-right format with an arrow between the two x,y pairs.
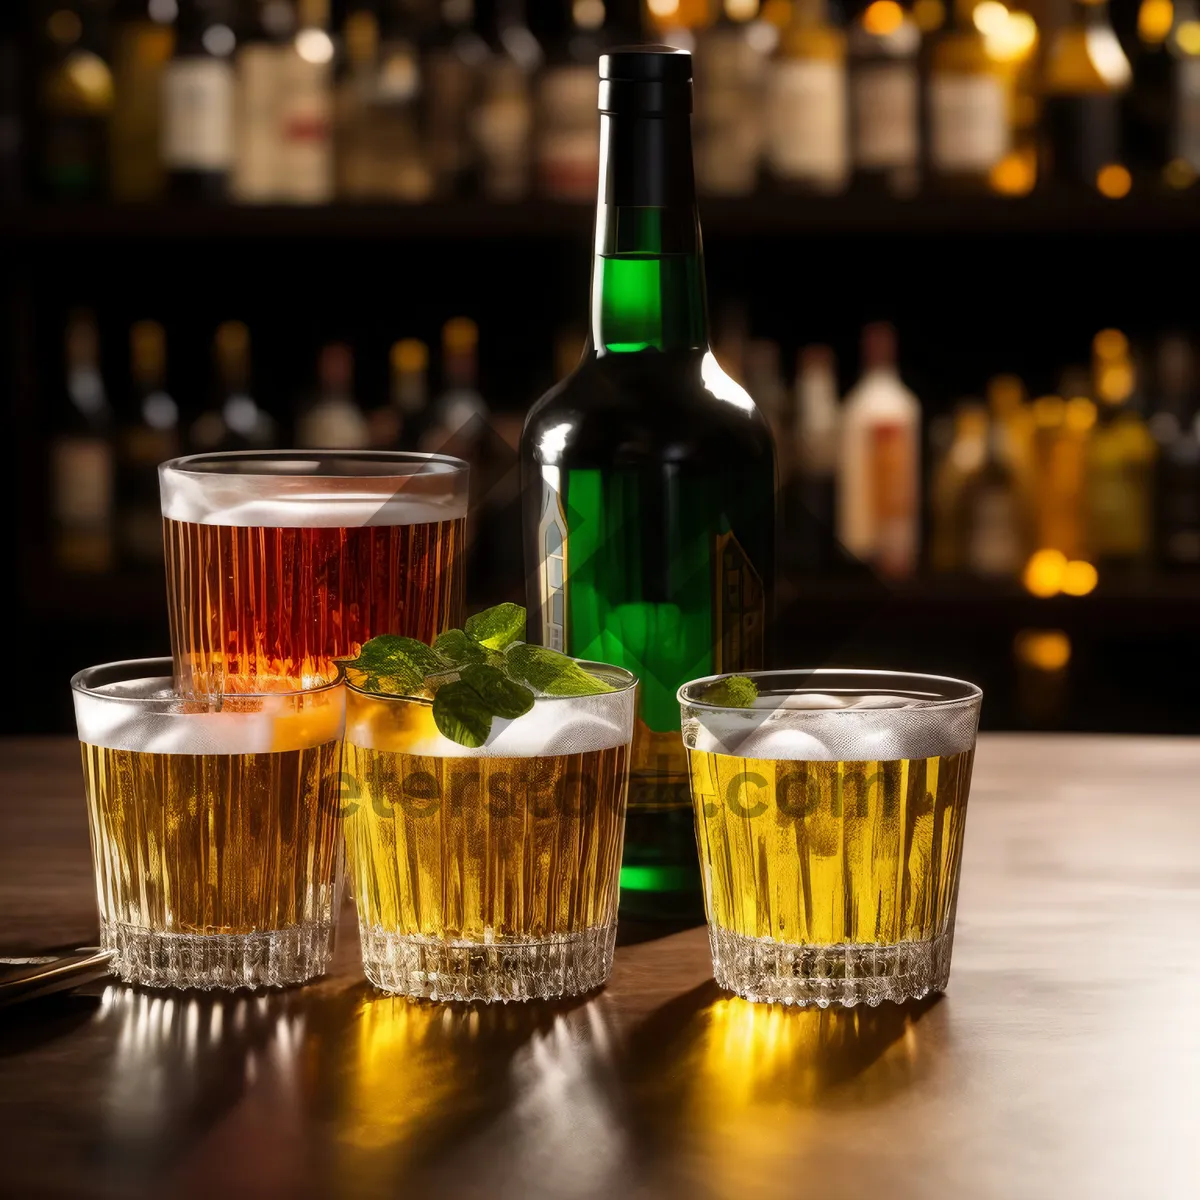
0,948 -> 114,1008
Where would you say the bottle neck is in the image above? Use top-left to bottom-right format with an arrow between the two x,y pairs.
588,109 -> 709,356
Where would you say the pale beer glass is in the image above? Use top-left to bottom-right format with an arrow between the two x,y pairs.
159,451 -> 468,696
72,658 -> 345,989
679,669 -> 982,1007
342,664 -> 638,1001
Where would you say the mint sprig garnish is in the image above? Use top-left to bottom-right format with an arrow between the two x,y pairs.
338,635 -> 446,693
433,628 -> 495,667
432,680 -> 496,749
341,604 -> 616,747
464,602 -> 525,651
458,664 -> 535,719
504,644 -> 615,697
702,675 -> 758,708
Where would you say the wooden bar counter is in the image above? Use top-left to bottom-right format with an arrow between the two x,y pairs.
2,734 -> 1198,1200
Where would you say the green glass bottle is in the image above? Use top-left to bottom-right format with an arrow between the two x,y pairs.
520,46 -> 777,920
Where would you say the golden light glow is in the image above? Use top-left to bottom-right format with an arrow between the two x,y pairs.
1033,395 -> 1065,428
724,0 -> 759,19
913,0 -> 946,30
48,8 -> 82,43
761,0 -> 791,27
61,52 -> 115,107
295,28 -> 334,63
1177,19 -> 1200,52
573,0 -> 607,28
647,0 -> 680,16
1096,163 -> 1132,198
1065,396 -> 1097,433
1014,629 -> 1072,670
863,0 -> 905,35
1060,560 -> 1099,596
1096,360 -> 1134,404
974,1 -> 1010,36
1023,549 -> 1067,597
1164,157 -> 1197,188
1093,328 -> 1129,360
988,374 -> 1026,416
990,151 -> 1037,195
984,10 -> 1039,61
1138,0 -> 1174,42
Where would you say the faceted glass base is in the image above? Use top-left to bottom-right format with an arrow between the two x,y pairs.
102,920 -> 335,990
709,925 -> 955,1008
359,924 -> 617,1002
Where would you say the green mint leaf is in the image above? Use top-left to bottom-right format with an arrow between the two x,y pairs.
703,675 -> 758,708
504,643 -> 616,697
432,680 -> 494,748
459,663 -> 535,719
345,635 -> 445,690
433,628 -> 492,667
464,603 -> 527,652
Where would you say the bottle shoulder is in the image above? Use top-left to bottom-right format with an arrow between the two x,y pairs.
522,351 -> 776,465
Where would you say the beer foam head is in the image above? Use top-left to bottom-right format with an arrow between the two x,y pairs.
73,667 -> 345,755
160,452 -> 469,527
346,684 -> 637,758
681,672 -> 981,762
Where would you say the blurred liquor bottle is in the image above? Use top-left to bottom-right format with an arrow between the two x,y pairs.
424,0 -> 488,196
296,342 -> 371,448
110,0 -> 175,202
694,0 -> 768,197
961,404 -> 1027,577
1031,382 -> 1093,563
232,0 -> 295,202
790,344 -> 841,570
838,322 -> 921,577
1162,0 -> 1200,188
847,0 -> 922,196
50,309 -> 115,573
336,2 -> 432,200
473,0 -> 540,200
428,316 -> 489,451
1127,0 -> 1200,189
118,320 -> 179,569
764,0 -> 848,193
38,0 -> 114,200
429,317 -> 490,597
1085,330 -> 1156,572
278,0 -> 335,203
389,337 -> 432,449
928,399 -> 986,573
190,321 -> 277,451
1039,0 -> 1131,194
1151,334 -> 1200,568
163,0 -> 236,202
533,0 -> 606,199
925,0 -> 1010,191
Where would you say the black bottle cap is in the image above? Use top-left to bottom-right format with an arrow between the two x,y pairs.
599,45 -> 693,115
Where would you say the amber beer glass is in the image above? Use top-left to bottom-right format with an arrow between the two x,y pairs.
71,657 -> 345,989
159,452 -> 468,696
342,663 -> 637,1001
679,670 -> 982,1008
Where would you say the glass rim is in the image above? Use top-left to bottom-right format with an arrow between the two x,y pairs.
159,449 -> 469,481
70,657 -> 343,704
677,668 -> 983,713
340,658 -> 640,702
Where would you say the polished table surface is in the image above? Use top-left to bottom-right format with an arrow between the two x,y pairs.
2,733 -> 1199,1200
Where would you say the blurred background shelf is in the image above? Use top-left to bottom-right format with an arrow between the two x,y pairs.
5,0 -> 1200,737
